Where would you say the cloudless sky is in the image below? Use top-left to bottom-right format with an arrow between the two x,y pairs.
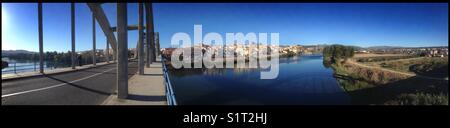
1,3 -> 448,52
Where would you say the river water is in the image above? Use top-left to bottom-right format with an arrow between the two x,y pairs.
168,55 -> 350,105
1,57 -> 71,74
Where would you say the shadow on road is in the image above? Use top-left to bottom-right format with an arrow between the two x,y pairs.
45,75 -> 112,96
80,70 -> 138,75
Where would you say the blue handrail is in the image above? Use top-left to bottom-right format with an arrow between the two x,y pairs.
161,57 -> 177,105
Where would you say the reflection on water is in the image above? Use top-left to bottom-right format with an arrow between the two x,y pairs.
168,54 -> 350,105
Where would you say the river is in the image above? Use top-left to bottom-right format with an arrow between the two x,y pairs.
168,55 -> 351,105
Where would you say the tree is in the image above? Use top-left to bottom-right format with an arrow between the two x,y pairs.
323,44 -> 355,64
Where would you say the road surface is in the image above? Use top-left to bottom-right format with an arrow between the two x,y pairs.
2,60 -> 138,105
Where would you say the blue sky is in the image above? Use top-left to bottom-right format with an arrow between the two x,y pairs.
1,3 -> 448,52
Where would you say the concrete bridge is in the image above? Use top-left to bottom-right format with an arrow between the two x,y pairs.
1,3 -> 174,105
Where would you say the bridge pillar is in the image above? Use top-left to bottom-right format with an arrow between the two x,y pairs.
145,3 -> 154,67
106,38 -> 110,63
117,3 -> 128,99
87,3 -> 118,62
113,52 -> 117,63
148,4 -> 156,62
155,32 -> 160,56
138,3 -> 144,75
71,3 -> 76,69
38,3 -> 44,73
92,13 -> 96,66
134,43 -> 138,59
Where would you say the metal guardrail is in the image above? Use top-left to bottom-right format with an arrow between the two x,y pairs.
2,62 -> 74,74
2,58 -> 112,74
161,57 -> 177,105
2,62 -> 39,74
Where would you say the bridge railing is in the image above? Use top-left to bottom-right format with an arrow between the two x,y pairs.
161,57 -> 177,105
1,57 -> 115,74
2,62 -> 39,74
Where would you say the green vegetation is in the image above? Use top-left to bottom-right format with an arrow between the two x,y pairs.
409,58 -> 448,78
2,60 -> 8,69
3,53 -> 39,61
330,59 -> 408,87
365,57 -> 448,78
323,44 -> 355,64
336,77 -> 375,92
279,51 -> 297,58
322,45 -> 377,90
2,51 -> 114,68
3,51 -> 72,63
323,45 -> 448,105
356,55 -> 416,63
386,93 -> 448,105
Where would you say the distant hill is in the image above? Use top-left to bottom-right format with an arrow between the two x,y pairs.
366,46 -> 448,50
366,46 -> 405,50
348,45 -> 364,50
2,50 -> 37,56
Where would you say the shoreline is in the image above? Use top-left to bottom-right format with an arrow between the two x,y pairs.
163,53 -> 323,69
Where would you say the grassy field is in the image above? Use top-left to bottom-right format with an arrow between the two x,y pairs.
353,53 -> 409,58
356,56 -> 417,63
330,53 -> 449,105
361,57 -> 448,78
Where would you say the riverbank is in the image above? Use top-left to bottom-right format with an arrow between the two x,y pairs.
329,54 -> 448,105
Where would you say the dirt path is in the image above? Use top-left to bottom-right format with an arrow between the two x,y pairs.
353,53 -> 408,58
347,59 -> 448,81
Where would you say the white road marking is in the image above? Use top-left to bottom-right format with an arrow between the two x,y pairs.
2,67 -> 117,98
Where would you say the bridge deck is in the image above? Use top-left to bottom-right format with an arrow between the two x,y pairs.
2,60 -> 137,105
102,60 -> 167,105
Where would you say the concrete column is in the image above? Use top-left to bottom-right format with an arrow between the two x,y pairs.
92,13 -> 96,66
134,42 -> 138,59
155,32 -> 160,56
138,3 -> 144,75
106,38 -> 110,63
113,51 -> 117,63
148,3 -> 156,62
71,3 -> 76,69
117,3 -> 128,99
145,3 -> 153,67
38,3 -> 44,73
87,3 -> 118,61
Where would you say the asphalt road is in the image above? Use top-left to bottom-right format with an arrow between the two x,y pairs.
1,60 -> 138,105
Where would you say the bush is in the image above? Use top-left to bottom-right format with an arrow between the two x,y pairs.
323,44 -> 355,63
387,93 -> 448,105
